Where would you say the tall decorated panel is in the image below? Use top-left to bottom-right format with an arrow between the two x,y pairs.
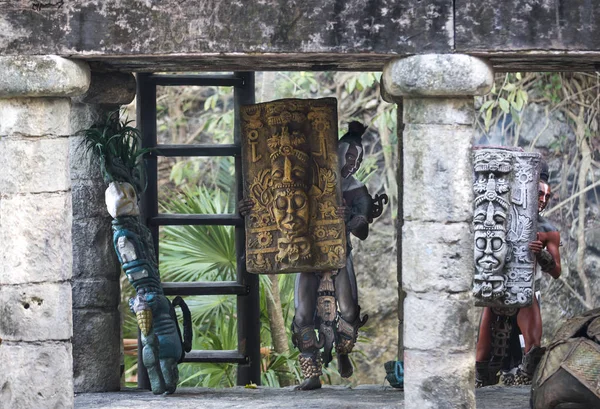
472,148 -> 542,308
240,98 -> 346,274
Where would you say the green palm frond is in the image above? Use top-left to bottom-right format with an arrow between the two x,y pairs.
160,187 -> 236,282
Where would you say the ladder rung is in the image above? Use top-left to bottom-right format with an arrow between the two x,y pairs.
147,74 -> 244,87
182,350 -> 248,364
151,144 -> 240,157
163,281 -> 249,296
150,214 -> 243,226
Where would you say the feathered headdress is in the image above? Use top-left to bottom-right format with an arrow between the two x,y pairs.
80,111 -> 149,195
339,121 -> 367,145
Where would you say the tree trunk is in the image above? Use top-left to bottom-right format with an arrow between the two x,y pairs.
265,274 -> 292,385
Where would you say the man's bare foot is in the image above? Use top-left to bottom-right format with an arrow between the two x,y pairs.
295,376 -> 321,390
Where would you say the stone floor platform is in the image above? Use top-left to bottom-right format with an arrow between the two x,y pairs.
75,385 -> 531,409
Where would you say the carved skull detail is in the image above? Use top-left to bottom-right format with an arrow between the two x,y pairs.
105,181 -> 140,218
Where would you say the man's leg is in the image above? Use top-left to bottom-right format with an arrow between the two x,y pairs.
515,298 -> 545,384
334,261 -> 364,378
476,307 -> 493,361
293,272 -> 322,390
475,307 -> 501,387
517,298 -> 542,353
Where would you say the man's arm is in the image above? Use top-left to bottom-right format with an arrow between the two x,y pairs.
531,231 -> 561,279
541,231 -> 561,279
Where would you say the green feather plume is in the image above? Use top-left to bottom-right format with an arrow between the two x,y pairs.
79,111 -> 150,195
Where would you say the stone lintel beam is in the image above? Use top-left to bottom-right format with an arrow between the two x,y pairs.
0,56 -> 90,98
75,72 -> 136,105
382,54 -> 493,98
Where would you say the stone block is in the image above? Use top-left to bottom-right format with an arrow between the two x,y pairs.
0,55 -> 90,97
383,54 -> 494,97
402,221 -> 473,293
69,103 -> 114,139
0,97 -> 72,137
0,137 -> 70,194
403,292 -> 475,351
0,342 -> 74,409
72,309 -> 121,392
72,279 -> 120,309
69,134 -> 106,182
404,349 -> 475,409
0,192 -> 72,285
72,217 -> 120,281
76,72 -> 137,105
404,97 -> 475,125
72,181 -> 110,220
403,124 -> 474,222
0,282 -> 72,341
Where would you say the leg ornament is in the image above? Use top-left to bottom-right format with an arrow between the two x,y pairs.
478,312 -> 513,387
476,361 -> 502,388
335,310 -> 368,378
292,322 -> 324,390
315,271 -> 337,367
538,249 -> 556,273
514,346 -> 545,385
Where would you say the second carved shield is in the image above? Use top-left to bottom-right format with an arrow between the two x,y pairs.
241,98 -> 346,274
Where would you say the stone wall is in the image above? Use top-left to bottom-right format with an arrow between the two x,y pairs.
70,102 -> 122,393
70,72 -> 136,392
0,56 -> 89,409
0,57 -> 137,407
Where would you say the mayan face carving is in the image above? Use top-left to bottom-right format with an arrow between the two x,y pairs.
339,143 -> 363,179
472,149 -> 541,307
241,98 -> 346,274
105,181 -> 140,218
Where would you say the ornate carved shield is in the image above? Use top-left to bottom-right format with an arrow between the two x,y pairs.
241,98 -> 346,274
472,148 -> 542,307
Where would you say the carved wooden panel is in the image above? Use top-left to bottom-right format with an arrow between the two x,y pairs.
241,98 -> 346,274
472,148 -> 541,307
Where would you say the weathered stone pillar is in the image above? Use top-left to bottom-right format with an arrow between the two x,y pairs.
0,56 -> 90,409
70,72 -> 136,392
382,55 -> 494,409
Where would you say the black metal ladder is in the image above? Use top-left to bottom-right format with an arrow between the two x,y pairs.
136,72 -> 260,388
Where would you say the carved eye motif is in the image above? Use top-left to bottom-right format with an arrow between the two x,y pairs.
491,238 -> 504,251
292,168 -> 306,179
124,184 -> 136,200
292,194 -> 306,210
476,238 -> 487,250
275,196 -> 287,210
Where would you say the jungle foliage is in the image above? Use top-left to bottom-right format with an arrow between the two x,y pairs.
121,71 -> 397,388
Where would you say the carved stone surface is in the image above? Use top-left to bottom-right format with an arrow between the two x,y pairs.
472,148 -> 541,307
455,0 -> 600,52
0,55 -> 90,97
241,98 -> 346,273
0,1 -> 453,60
382,55 -> 494,97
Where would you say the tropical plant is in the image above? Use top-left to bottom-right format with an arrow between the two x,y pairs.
79,111 -> 149,193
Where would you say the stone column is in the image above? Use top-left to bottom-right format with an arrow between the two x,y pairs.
70,72 -> 136,392
0,56 -> 90,409
382,55 -> 494,409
